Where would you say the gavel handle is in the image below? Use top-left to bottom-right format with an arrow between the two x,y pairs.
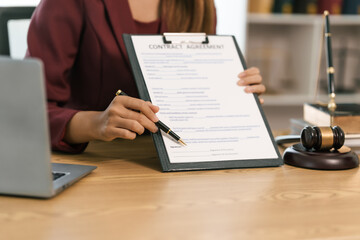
275,135 -> 300,145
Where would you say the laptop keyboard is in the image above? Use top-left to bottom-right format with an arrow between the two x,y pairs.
52,172 -> 66,181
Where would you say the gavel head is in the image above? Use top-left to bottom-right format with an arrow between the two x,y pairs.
300,126 -> 345,151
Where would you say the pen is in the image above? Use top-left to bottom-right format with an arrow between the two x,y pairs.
115,89 -> 186,146
324,10 -> 337,112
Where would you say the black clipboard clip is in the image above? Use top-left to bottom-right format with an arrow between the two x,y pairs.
162,32 -> 209,44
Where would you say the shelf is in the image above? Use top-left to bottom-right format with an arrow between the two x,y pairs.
248,13 -> 321,25
262,94 -> 313,106
246,13 -> 360,107
248,13 -> 360,25
262,93 -> 360,106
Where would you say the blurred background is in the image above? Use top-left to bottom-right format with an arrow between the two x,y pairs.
3,0 -> 360,131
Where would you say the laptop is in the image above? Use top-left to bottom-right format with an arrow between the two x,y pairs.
0,57 -> 96,198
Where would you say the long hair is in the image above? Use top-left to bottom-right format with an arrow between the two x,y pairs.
160,0 -> 216,34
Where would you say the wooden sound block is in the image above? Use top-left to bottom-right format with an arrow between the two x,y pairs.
283,143 -> 359,170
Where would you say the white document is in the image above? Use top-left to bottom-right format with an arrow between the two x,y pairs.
131,35 -> 278,163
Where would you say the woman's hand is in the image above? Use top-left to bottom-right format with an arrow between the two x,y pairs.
95,95 -> 160,141
64,95 -> 160,144
237,67 -> 266,104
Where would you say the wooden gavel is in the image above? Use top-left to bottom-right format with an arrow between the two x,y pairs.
275,126 -> 345,151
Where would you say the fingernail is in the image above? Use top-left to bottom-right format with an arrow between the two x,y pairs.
244,87 -> 252,93
239,72 -> 246,78
237,80 -> 245,85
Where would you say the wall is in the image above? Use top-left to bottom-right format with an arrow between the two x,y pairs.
0,0 -> 40,6
214,0 -> 248,52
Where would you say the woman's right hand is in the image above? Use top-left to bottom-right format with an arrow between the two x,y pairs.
64,95 -> 160,144
95,95 -> 159,141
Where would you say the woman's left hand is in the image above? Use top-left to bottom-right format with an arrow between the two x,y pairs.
237,67 -> 265,104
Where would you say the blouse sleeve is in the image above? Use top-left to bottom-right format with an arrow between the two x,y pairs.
26,0 -> 87,153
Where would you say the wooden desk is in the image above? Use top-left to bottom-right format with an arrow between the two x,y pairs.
2,136 -> 360,240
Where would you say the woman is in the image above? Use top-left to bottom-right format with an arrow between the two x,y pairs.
27,0 -> 265,153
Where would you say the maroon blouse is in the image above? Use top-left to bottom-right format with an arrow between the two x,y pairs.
26,0 -> 167,153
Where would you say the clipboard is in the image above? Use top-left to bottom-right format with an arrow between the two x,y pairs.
123,33 -> 283,172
